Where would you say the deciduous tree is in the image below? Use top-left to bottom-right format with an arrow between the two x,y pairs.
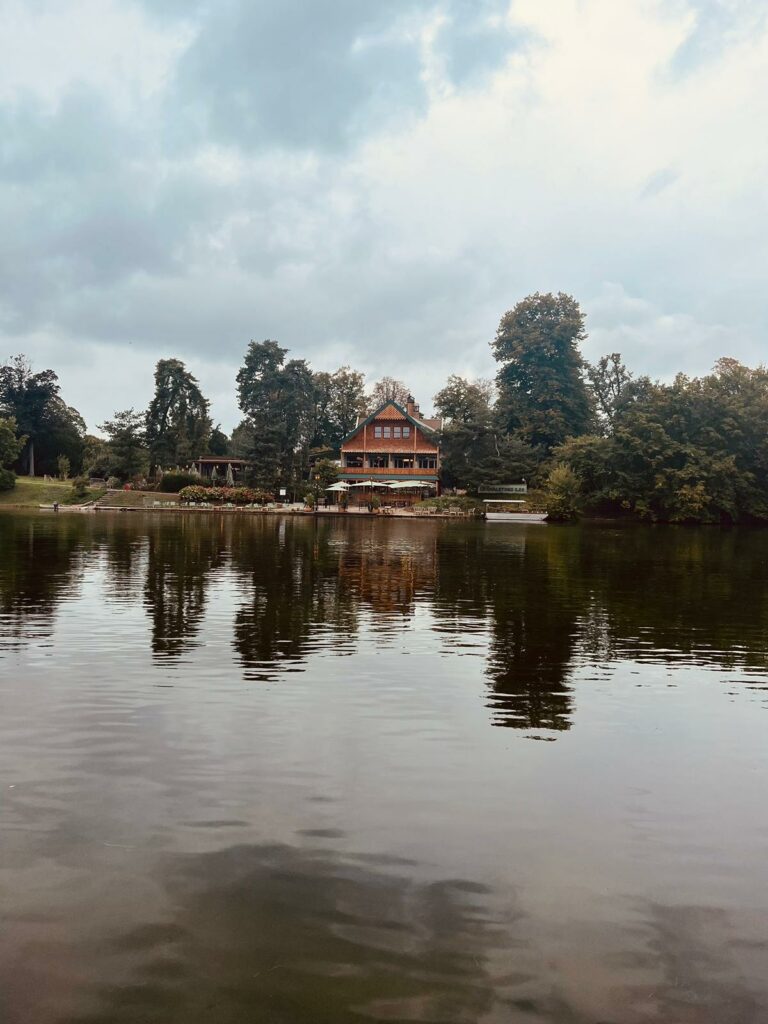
493,293 -> 594,449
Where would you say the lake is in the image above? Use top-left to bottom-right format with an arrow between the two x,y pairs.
1,511 -> 767,1023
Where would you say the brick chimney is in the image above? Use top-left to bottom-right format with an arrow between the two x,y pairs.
406,394 -> 421,419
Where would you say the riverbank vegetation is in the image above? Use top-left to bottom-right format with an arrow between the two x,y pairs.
3,291 -> 768,523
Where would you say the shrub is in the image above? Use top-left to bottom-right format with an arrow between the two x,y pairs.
367,494 -> 381,511
156,471 -> 198,493
0,467 -> 15,492
106,477 -> 121,489
304,492 -> 316,509
71,476 -> 90,501
544,464 -> 583,521
414,495 -> 483,513
57,454 -> 70,480
178,485 -> 275,505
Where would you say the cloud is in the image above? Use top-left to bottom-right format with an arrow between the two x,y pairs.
0,0 -> 767,431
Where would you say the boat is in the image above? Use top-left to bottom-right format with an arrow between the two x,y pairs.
483,499 -> 548,523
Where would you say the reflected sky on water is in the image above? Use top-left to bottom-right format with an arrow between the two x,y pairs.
1,512 -> 767,1022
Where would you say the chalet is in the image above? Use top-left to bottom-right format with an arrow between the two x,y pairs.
339,396 -> 441,505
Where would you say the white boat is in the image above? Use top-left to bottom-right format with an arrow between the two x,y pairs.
483,499 -> 548,523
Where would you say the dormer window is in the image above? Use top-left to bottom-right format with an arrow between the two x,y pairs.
374,426 -> 382,438
402,426 -> 410,438
383,426 -> 391,438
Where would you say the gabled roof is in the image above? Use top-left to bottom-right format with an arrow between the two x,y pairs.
339,401 -> 437,446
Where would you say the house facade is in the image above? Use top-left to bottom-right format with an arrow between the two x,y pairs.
339,396 -> 441,500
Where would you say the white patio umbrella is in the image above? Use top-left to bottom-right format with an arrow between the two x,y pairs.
325,481 -> 350,491
348,480 -> 380,487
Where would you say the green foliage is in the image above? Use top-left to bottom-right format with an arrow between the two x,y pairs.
178,485 -> 274,505
0,417 -> 24,468
368,377 -> 411,412
0,467 -> 15,492
0,355 -> 85,475
98,409 -> 149,480
554,359 -> 768,523
493,292 -> 594,449
434,375 -> 540,492
236,340 -> 316,490
145,358 -> 211,471
415,496 -> 483,513
313,458 -> 339,490
312,366 -> 367,449
71,476 -> 90,501
304,492 -> 316,509
587,352 -> 632,431
156,471 -> 198,493
367,494 -> 381,511
57,454 -> 70,480
207,424 -> 230,456
543,464 -> 583,521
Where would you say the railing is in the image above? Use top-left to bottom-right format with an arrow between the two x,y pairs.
342,464 -> 437,476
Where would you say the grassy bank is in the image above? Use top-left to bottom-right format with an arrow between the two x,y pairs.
0,477 -> 105,508
97,490 -> 179,508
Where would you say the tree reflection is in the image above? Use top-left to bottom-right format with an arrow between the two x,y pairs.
143,517 -> 228,659
229,518 -> 359,678
433,528 -> 577,731
0,513 -> 90,650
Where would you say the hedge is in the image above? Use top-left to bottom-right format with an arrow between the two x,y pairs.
178,485 -> 275,505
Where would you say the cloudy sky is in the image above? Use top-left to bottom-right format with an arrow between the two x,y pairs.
1,0 -> 766,432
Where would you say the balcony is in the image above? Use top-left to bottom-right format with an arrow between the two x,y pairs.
341,464 -> 438,479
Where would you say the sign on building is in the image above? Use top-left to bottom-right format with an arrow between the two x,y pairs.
478,483 -> 528,494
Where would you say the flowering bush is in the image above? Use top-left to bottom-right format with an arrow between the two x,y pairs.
178,485 -> 274,505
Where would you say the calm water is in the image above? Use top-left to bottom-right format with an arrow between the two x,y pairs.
1,512 -> 767,1024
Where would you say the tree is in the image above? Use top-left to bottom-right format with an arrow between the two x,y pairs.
587,353 -> 632,430
57,455 -> 70,480
208,424 -> 230,456
312,366 -> 367,450
368,377 -> 411,411
236,340 -> 316,490
81,434 -> 110,477
492,293 -> 594,450
0,416 -> 24,492
543,464 -> 583,521
99,409 -> 149,480
0,355 -> 61,475
434,375 -> 539,492
554,359 -> 768,523
145,358 -> 211,472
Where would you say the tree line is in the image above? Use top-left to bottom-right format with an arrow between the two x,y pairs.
2,291 -> 768,522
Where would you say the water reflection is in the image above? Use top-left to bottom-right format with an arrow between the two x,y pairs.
143,518 -> 228,659
2,512 -> 768,1022
4,514 -> 768,726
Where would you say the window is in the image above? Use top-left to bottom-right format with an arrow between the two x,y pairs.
368,454 -> 388,468
393,426 -> 401,439
393,456 -> 414,469
402,426 -> 410,438
345,454 -> 363,468
418,455 -> 436,470
374,426 -> 382,438
383,426 -> 391,438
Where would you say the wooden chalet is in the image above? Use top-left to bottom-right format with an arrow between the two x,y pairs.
339,396 -> 441,505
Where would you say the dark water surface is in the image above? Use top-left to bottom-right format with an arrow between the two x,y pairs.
1,512 -> 767,1023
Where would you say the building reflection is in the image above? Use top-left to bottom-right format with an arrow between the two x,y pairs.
5,513 -> 768,730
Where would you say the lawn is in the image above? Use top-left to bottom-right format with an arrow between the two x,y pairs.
0,476 -> 106,507
97,489 -> 179,508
